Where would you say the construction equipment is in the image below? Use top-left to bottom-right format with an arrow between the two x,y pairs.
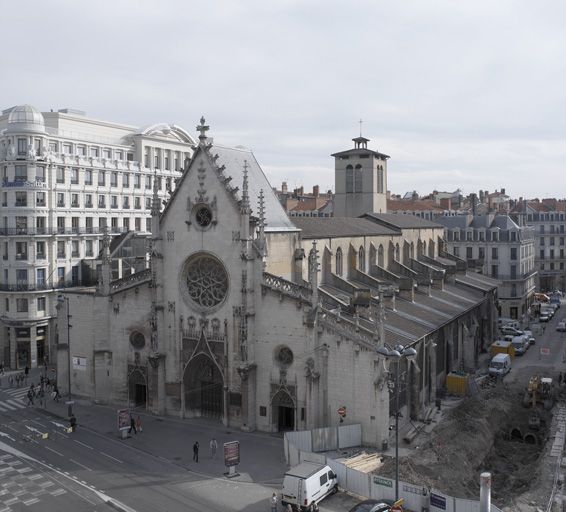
522,375 -> 554,410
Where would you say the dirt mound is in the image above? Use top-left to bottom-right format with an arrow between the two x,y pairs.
375,384 -> 551,504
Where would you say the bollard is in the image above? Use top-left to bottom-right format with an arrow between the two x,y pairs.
480,472 -> 491,512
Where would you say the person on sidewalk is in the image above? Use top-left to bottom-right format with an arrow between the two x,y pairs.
26,388 -> 34,406
193,441 -> 199,462
53,385 -> 61,402
270,492 -> 278,512
210,437 -> 218,459
69,414 -> 77,432
129,415 -> 137,435
135,415 -> 142,433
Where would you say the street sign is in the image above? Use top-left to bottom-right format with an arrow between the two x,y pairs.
337,406 -> 346,417
430,492 -> 447,510
224,441 -> 240,467
540,347 -> 551,356
373,476 -> 392,487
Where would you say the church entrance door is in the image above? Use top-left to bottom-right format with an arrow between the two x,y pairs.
271,389 -> 295,431
128,369 -> 147,409
184,354 -> 224,419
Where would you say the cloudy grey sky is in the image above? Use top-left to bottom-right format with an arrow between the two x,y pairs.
2,0 -> 566,199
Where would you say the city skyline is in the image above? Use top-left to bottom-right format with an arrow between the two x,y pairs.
2,1 -> 566,198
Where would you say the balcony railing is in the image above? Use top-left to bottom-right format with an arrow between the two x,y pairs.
0,227 -> 129,236
0,280 -> 84,292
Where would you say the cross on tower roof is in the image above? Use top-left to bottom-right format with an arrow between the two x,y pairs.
197,116 -> 209,144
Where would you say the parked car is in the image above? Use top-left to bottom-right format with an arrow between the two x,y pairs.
523,330 -> 536,344
501,325 -> 523,336
540,313 -> 550,322
557,321 -> 566,332
349,499 -> 398,512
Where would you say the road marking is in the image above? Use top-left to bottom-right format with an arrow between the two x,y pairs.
100,452 -> 123,464
74,440 -> 93,450
53,430 -> 69,439
44,446 -> 63,457
0,431 -> 15,442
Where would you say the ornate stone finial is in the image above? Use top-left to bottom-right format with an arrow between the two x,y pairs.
151,168 -> 160,217
197,116 -> 209,145
102,226 -> 111,264
241,160 -> 251,214
257,189 -> 266,236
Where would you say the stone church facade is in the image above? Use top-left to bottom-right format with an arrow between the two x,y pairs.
56,120 -> 498,447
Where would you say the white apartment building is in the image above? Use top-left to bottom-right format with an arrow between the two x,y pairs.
0,105 -> 195,369
436,214 -> 536,323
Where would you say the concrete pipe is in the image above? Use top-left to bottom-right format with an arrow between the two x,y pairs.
510,428 -> 523,441
524,433 -> 538,445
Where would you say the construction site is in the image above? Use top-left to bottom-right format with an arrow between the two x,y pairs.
339,364 -> 564,511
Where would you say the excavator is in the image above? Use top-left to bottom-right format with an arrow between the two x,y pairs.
523,375 -> 554,430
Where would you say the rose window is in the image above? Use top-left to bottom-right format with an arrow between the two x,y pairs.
195,205 -> 212,228
184,254 -> 228,308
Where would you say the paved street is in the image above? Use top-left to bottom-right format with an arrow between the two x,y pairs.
0,370 -> 357,512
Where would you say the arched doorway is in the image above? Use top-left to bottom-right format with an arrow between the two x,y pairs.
184,354 -> 224,418
128,369 -> 147,409
272,389 -> 295,431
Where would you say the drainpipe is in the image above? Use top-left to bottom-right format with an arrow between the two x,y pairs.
480,472 -> 491,512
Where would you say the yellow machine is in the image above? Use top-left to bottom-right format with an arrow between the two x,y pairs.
523,375 -> 554,410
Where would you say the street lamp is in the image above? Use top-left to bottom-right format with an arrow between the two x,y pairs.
57,295 -> 72,414
377,344 -> 417,502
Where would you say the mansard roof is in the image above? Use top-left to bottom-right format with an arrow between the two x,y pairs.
436,214 -> 519,231
363,212 -> 443,229
293,217 -> 399,239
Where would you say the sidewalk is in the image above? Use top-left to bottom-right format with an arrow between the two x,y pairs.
5,367 -> 286,485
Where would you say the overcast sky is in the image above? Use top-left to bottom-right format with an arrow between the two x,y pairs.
2,0 -> 566,199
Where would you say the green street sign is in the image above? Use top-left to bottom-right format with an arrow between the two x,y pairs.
373,476 -> 393,487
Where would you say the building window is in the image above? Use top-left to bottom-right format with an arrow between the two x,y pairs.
71,193 -> 79,207
15,242 -> 28,260
466,247 -> 473,259
345,165 -> 353,193
123,197 -> 130,209
71,240 -> 79,257
134,174 -> 141,189
90,147 -> 99,158
85,194 -> 93,208
16,298 -> 28,313
336,248 -> 343,276
85,240 -> 93,257
37,297 -> 46,312
4,298 -> 8,312
116,150 -> 123,160
15,191 -> 27,207
36,268 -> 46,286
358,246 -> 365,270
145,197 -> 151,209
70,168 -> 79,184
98,171 -> 105,186
16,216 -> 27,234
510,265 -> 516,279
103,148 -> 112,159
111,172 -> 118,187
127,153 -> 133,161
36,242 -> 45,260
57,267 -> 65,286
57,193 -> 65,207
98,195 -> 106,208
85,169 -> 93,185
15,165 -> 27,181
145,175 -> 152,189
540,249 -> 545,260
111,196 -> 118,208
134,197 -> 141,209
135,218 -> 141,231
145,218 -> 151,232
510,247 -> 517,260
35,191 -> 45,207
491,265 -> 498,279
77,145 -> 86,156
354,164 -> 362,192
36,166 -> 45,182
99,217 -> 107,229
63,143 -> 72,155
17,138 -> 27,156
453,246 -> 459,257
123,173 -> 130,188
57,217 -> 66,234
85,217 -> 93,233
123,218 -> 130,230
57,241 -> 66,258
491,247 -> 498,260
57,167 -> 65,183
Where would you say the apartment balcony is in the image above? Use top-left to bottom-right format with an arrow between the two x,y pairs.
0,281 -> 84,292
15,253 -> 28,261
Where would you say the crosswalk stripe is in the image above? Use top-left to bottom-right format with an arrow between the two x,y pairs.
6,400 -> 24,408
0,402 -> 17,411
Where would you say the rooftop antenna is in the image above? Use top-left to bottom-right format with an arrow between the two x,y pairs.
359,118 -> 363,137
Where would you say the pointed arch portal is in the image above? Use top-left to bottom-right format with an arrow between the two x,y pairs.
271,388 -> 295,431
128,368 -> 147,409
183,353 -> 224,418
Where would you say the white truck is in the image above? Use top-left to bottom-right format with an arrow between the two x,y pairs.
281,462 -> 338,510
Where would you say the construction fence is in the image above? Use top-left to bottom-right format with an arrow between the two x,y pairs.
284,425 -> 503,512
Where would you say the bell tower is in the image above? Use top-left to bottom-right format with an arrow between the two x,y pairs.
332,134 -> 389,217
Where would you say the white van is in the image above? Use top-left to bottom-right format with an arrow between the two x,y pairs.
511,335 -> 529,355
499,319 -> 520,330
281,462 -> 338,510
489,353 -> 512,377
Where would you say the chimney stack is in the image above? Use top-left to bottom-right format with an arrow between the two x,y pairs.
313,185 -> 319,197
281,181 -> 288,194
501,188 -> 505,195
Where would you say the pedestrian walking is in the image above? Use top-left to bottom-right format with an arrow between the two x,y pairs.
135,415 -> 142,433
129,414 -> 137,435
270,492 -> 278,512
193,441 -> 199,462
26,388 -> 34,406
69,414 -> 77,432
210,437 -> 218,459
53,385 -> 60,402
286,505 -> 293,512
